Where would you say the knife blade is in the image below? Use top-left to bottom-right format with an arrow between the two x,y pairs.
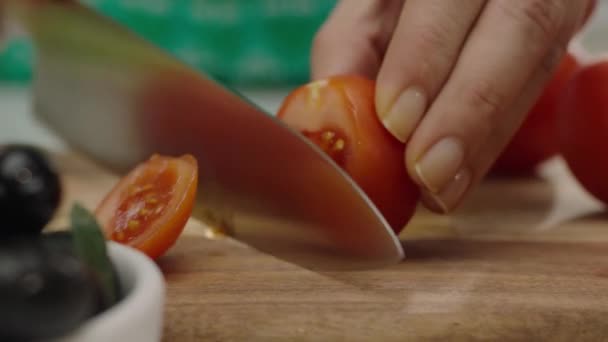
5,1 -> 406,270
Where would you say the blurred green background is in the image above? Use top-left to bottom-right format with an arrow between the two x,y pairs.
0,0 -> 337,86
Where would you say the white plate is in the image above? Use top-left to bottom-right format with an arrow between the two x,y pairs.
57,242 -> 166,342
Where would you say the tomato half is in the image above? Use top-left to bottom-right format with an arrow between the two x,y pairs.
95,154 -> 198,259
558,61 -> 608,205
277,75 -> 420,234
491,52 -> 579,176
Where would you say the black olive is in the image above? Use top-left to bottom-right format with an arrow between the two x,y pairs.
41,230 -> 75,253
0,235 -> 102,341
0,145 -> 62,237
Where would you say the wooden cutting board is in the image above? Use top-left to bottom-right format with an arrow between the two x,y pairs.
47,151 -> 608,341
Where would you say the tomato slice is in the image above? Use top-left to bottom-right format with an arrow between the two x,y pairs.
95,154 -> 198,259
277,75 -> 420,234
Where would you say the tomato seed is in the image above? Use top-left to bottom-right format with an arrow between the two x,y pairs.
127,220 -> 140,231
146,197 -> 159,205
301,129 -> 348,165
130,183 -> 154,196
333,139 -> 345,151
321,131 -> 335,141
114,231 -> 126,242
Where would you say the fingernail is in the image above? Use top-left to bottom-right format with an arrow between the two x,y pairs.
378,87 -> 427,142
421,168 -> 472,214
414,137 -> 466,193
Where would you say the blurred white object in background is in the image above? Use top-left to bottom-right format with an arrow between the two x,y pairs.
58,242 -> 165,342
577,0 -> 608,57
0,86 -> 67,151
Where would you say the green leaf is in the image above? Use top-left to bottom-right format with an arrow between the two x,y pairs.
70,203 -> 119,309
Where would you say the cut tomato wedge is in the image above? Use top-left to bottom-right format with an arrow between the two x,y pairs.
95,154 -> 198,259
277,75 -> 420,234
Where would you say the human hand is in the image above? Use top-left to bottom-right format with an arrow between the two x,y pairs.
311,0 -> 595,213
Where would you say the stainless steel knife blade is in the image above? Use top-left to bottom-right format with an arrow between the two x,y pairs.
6,1 -> 406,270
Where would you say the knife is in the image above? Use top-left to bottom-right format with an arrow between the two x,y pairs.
4,1 -> 405,270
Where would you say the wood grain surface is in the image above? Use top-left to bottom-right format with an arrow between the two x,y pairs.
48,151 -> 608,341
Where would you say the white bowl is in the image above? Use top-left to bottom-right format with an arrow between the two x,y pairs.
56,242 -> 166,342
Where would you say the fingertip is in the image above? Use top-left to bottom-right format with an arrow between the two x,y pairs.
420,190 -> 449,214
376,85 -> 427,143
419,168 -> 472,214
374,82 -> 395,117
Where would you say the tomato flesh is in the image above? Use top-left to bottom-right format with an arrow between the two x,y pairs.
111,165 -> 176,243
277,76 -> 420,234
96,154 -> 198,259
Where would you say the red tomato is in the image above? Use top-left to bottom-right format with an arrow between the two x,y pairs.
558,61 -> 608,204
491,52 -> 579,176
276,75 -> 420,234
96,154 -> 198,259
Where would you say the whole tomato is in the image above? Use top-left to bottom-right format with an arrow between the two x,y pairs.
491,52 -> 580,176
558,60 -> 608,204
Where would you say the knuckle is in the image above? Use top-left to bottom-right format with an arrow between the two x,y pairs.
409,24 -> 456,82
464,79 -> 508,135
498,0 -> 565,41
414,23 -> 453,54
540,45 -> 566,77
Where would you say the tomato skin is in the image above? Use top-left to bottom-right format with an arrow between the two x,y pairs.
558,61 -> 608,204
95,154 -> 198,259
491,53 -> 579,176
277,75 -> 420,234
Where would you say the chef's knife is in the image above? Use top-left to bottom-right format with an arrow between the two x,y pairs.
4,1 -> 406,270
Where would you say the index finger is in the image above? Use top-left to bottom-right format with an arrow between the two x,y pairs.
405,0 -> 585,212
